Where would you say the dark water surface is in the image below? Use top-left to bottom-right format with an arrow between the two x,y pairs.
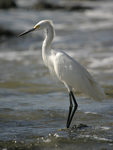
0,0 -> 113,150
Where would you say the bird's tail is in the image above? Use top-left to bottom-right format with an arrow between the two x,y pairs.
88,79 -> 106,102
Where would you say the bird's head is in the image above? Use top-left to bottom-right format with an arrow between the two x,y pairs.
19,20 -> 53,36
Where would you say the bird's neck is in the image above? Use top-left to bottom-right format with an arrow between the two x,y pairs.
42,24 -> 54,66
43,25 -> 54,50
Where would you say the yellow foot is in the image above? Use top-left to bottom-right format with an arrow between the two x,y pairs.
57,127 -> 68,131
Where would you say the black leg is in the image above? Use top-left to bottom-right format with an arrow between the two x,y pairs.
66,91 -> 78,128
66,92 -> 73,128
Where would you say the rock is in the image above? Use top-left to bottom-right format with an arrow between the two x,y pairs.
32,1 -> 63,10
65,4 -> 93,11
71,124 -> 88,129
0,0 -> 17,9
0,27 -> 16,37
32,1 -> 94,11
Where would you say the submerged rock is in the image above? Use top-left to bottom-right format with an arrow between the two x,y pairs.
0,0 -> 17,9
71,123 -> 88,129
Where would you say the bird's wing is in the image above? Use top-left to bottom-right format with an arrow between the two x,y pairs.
51,50 -> 94,83
51,50 -> 105,101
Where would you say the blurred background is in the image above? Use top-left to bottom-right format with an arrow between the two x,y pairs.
0,0 -> 113,150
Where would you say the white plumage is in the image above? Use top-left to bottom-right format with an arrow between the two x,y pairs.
19,20 -> 106,128
52,50 -> 105,101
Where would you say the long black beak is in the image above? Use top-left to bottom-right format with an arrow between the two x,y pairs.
19,28 -> 36,36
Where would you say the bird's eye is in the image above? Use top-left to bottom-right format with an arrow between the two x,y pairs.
34,25 -> 40,29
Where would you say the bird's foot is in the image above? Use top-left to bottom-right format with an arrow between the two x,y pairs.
57,127 -> 68,131
58,124 -> 88,131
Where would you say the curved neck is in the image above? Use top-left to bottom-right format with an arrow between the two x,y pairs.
42,23 -> 55,66
42,24 -> 54,51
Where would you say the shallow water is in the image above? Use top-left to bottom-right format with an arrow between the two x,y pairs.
0,0 -> 113,150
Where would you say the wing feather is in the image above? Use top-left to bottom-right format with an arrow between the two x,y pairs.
52,50 -> 105,101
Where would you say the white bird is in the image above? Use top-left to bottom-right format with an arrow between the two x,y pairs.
19,20 -> 106,128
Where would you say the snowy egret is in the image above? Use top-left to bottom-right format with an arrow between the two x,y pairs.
19,20 -> 106,128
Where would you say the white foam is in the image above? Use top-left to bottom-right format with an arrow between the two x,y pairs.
101,126 -> 110,130
93,135 -> 112,142
78,21 -> 113,31
0,50 -> 41,62
42,138 -> 51,143
54,133 -> 60,138
85,112 -> 97,114
89,57 -> 113,68
80,135 -> 112,142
